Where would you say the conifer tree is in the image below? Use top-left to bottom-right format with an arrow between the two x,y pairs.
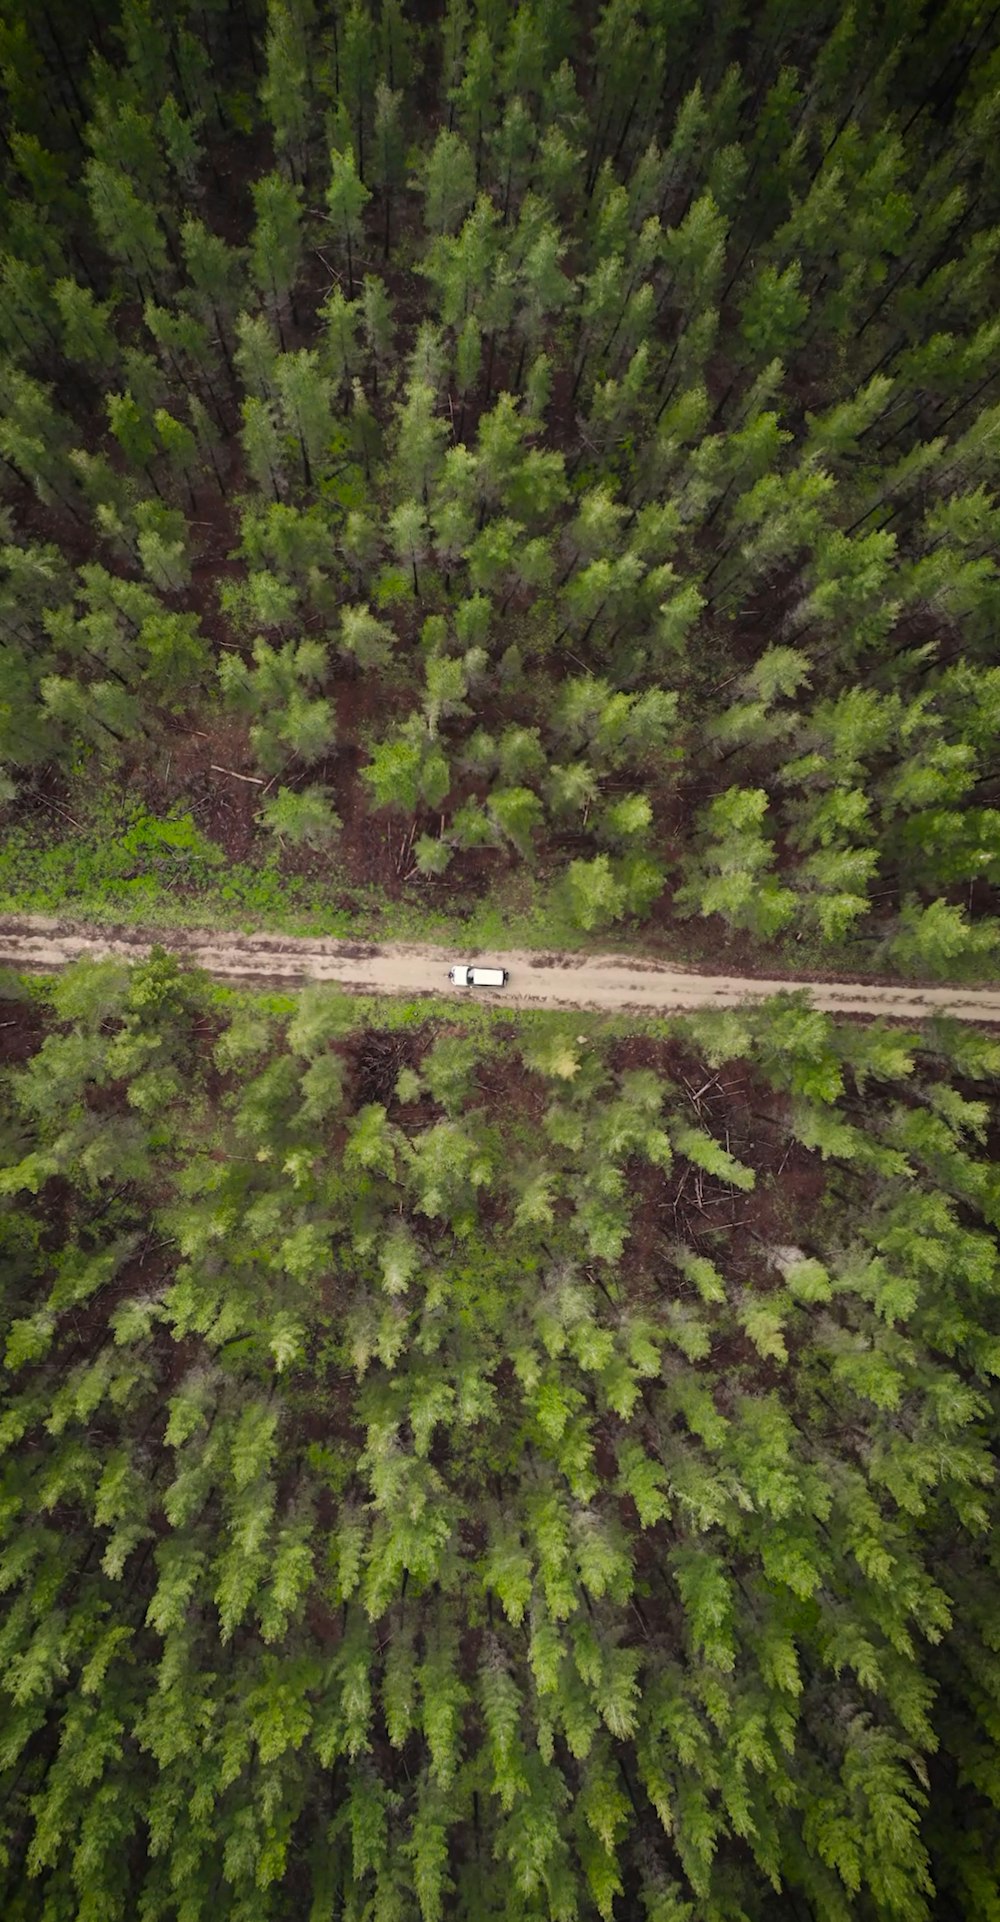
262,0 -> 313,185
326,144 -> 370,297
250,171 -> 303,350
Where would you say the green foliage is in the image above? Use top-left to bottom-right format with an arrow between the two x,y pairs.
250,169 -> 303,344
219,636 -> 336,775
1,0 -> 997,975
5,0 -> 1000,1895
888,898 -> 1000,981
340,602 -> 397,673
363,722 -> 451,816
676,787 -> 796,939
326,144 -> 370,296
260,784 -> 341,848
0,965 -> 997,1915
562,853 -> 626,931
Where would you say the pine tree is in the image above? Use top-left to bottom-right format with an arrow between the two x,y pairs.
261,0 -> 313,185
53,278 -> 118,373
392,381 -> 449,503
154,407 -> 201,510
135,500 -> 192,592
180,216 -> 244,388
359,272 -> 393,396
390,500 -> 430,597
0,366 -> 84,522
275,350 -> 334,488
262,782 -> 341,847
241,395 -> 287,501
0,249 -> 60,367
453,26 -> 496,187
250,171 -> 303,350
363,719 -> 450,816
339,603 -> 397,673
220,635 -> 335,774
159,93 -> 203,195
422,129 -> 477,239
337,0 -> 379,183
372,83 -> 405,260
84,158 -> 169,295
326,144 -> 371,297
676,787 -> 797,939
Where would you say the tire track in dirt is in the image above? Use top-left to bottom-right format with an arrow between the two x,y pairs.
0,914 -> 998,1023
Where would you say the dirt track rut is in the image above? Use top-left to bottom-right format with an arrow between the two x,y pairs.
1,914 -> 998,1023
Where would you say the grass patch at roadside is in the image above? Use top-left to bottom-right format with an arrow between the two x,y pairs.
3,798 -> 993,987
0,799 -> 590,948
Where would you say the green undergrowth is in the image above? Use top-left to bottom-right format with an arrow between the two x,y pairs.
0,807 -> 351,936
0,801 -> 586,946
1,801 -> 985,985
202,983 -> 672,1045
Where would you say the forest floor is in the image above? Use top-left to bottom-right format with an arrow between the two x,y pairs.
1,913 -> 999,1022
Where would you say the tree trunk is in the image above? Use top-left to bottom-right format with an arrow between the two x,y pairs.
40,7 -> 88,126
233,0 -> 259,77
703,473 -> 736,532
569,344 -> 589,406
203,436 -> 227,496
0,452 -> 30,491
169,35 -> 195,118
609,89 -> 640,171
483,330 -> 496,407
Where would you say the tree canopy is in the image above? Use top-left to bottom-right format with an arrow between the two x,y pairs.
0,0 -> 997,968
0,958 -> 999,1918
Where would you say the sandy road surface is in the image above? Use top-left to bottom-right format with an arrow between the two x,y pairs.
1,913 -> 999,1023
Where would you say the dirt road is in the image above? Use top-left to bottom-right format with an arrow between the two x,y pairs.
1,913 -> 998,1023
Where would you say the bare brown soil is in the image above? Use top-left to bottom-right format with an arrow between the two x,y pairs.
1,915 -> 998,1022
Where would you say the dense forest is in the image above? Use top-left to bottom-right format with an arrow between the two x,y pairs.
3,2 -> 1000,1918
0,954 -> 998,1918
0,0 -> 999,968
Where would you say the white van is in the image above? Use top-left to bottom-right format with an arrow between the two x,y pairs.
448,964 -> 509,988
